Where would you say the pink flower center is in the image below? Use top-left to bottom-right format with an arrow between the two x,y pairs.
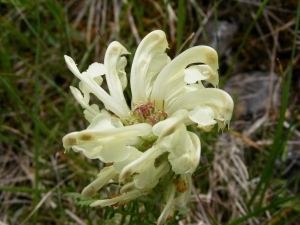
130,102 -> 168,126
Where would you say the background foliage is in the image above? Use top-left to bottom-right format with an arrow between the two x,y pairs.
1,0 -> 300,224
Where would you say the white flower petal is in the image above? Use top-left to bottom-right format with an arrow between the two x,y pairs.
86,62 -> 106,79
133,160 -> 169,190
64,55 -> 130,118
164,78 -> 186,107
84,105 -> 101,123
184,66 -> 209,83
157,125 -> 200,174
167,88 -> 234,128
184,83 -> 205,93
81,166 -> 117,198
188,105 -> 217,127
168,152 -> 191,174
157,184 -> 176,225
133,159 -> 157,189
62,123 -> 153,162
140,162 -> 170,192
70,138 -> 131,163
153,109 -> 189,140
70,86 -> 100,119
120,181 -> 136,194
99,139 -> 130,162
187,131 -> 201,173
104,41 -> 129,102
184,64 -> 218,87
151,46 -> 219,110
156,125 -> 189,154
119,147 -> 162,182
113,147 -> 143,173
130,30 -> 169,104
87,113 -> 119,130
70,141 -> 103,159
90,190 -> 141,207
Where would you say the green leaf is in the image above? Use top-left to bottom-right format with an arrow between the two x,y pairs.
193,165 -> 211,176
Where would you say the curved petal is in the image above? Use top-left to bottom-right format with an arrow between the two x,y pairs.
68,138 -> 129,162
99,139 -> 130,162
113,147 -> 143,173
184,64 -> 218,87
140,162 -> 170,192
120,181 -> 136,194
81,166 -> 118,198
118,147 -> 162,182
134,159 -> 169,190
116,56 -> 128,90
104,41 -> 129,103
164,78 -> 186,108
87,113 -> 119,130
157,184 -> 176,225
83,105 -> 101,123
188,104 -> 217,131
63,122 -> 152,146
130,30 -> 169,104
167,88 -> 234,129
151,46 -> 219,110
133,158 -> 157,189
90,190 -> 142,207
85,62 -> 106,80
184,83 -> 205,92
153,109 -> 189,141
64,55 -> 130,118
187,131 -> 201,173
156,125 -> 200,174
168,152 -> 191,174
70,86 -> 100,119
62,123 -> 153,162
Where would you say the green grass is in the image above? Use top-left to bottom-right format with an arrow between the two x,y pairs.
1,0 -> 300,224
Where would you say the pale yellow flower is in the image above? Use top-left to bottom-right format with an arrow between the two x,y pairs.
63,30 -> 233,225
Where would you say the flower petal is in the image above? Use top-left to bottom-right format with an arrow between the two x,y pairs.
157,184 -> 176,225
113,147 -> 143,173
85,62 -> 106,80
118,147 -> 162,182
167,88 -> 234,129
81,166 -> 118,198
104,41 -> 129,102
140,162 -> 170,192
151,46 -> 219,110
64,55 -> 130,118
130,30 -> 169,104
184,64 -> 218,87
90,190 -> 142,207
69,86 -> 100,120
188,105 -> 217,129
153,109 -> 189,140
134,160 -> 169,190
156,125 -> 200,174
63,122 -> 152,162
87,113 -> 119,130
187,131 -> 201,173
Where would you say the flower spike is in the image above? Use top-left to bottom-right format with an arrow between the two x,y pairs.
63,30 -> 233,225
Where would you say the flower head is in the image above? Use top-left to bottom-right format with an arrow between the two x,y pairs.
63,30 -> 233,224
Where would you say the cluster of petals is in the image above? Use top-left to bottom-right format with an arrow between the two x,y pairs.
63,30 -> 233,224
